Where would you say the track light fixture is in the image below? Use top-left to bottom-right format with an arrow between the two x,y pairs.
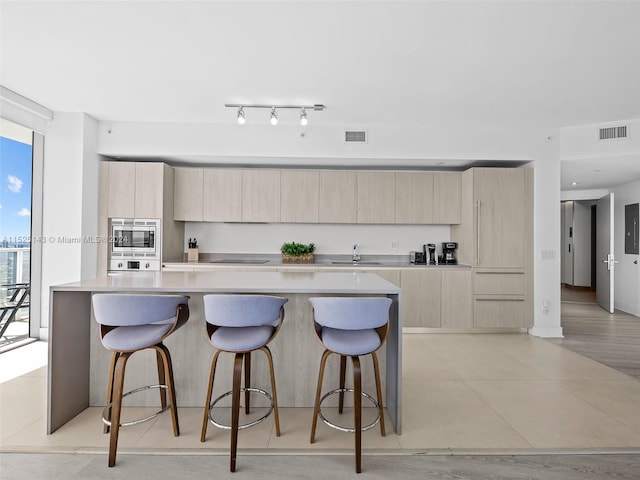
225,103 -> 325,126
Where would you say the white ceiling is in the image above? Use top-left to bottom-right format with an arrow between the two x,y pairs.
1,0 -> 639,189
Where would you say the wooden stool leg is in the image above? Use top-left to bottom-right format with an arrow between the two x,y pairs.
108,352 -> 130,467
104,352 -> 118,434
262,346 -> 280,436
156,349 -> 167,409
371,351 -> 386,436
338,355 -> 347,414
244,351 -> 251,414
156,343 -> 179,436
230,353 -> 243,472
201,350 -> 221,442
352,355 -> 362,474
310,349 -> 332,443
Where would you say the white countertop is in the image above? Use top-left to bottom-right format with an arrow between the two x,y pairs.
51,270 -> 401,295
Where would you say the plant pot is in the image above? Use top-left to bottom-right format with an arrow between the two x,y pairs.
282,253 -> 315,264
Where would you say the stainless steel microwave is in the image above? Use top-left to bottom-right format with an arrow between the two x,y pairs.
109,218 -> 161,271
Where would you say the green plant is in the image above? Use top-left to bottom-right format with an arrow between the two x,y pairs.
280,242 -> 315,256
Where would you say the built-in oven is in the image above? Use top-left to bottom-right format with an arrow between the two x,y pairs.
108,218 -> 161,272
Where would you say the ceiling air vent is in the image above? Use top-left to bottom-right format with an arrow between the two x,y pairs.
599,125 -> 628,140
345,130 -> 367,143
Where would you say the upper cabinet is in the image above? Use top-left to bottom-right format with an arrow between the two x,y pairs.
357,172 -> 396,224
107,161 -> 165,219
242,169 -> 280,222
395,172 -> 434,224
433,172 -> 461,224
281,170 -> 319,223
173,167 -> 204,221
204,169 -> 242,222
318,170 -> 357,223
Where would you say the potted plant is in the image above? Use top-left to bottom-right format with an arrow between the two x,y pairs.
281,242 -> 315,264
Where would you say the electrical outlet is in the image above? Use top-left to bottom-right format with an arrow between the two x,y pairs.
391,241 -> 399,251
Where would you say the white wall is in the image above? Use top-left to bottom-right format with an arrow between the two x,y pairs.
185,223 -> 450,256
612,179 -> 640,316
561,202 -> 573,284
40,113 -> 100,327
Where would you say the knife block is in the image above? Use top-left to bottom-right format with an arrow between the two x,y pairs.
187,247 -> 199,262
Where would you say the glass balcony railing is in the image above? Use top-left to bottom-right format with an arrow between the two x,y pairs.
0,248 -> 31,349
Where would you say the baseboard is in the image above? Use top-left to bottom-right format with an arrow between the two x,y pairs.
528,326 -> 564,338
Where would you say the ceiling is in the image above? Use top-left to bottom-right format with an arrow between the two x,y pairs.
1,1 -> 639,190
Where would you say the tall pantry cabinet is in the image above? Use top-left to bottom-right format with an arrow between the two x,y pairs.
451,168 -> 534,328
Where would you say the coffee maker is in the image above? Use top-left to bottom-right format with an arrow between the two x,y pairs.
426,244 -> 437,265
441,242 -> 458,264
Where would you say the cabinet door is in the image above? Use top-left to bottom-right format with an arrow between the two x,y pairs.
357,172 -> 395,224
400,269 -> 441,327
475,168 -> 526,268
441,270 -> 472,327
107,162 -> 135,218
242,169 -> 280,222
280,170 -> 319,223
134,162 -> 164,218
318,171 -> 357,223
433,172 -> 461,224
203,169 -> 242,222
395,172 -> 433,224
174,167 -> 204,221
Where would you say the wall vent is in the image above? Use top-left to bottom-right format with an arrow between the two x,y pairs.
599,125 -> 628,140
345,130 -> 367,143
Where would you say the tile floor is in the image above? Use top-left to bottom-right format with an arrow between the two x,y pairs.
2,334 -> 640,456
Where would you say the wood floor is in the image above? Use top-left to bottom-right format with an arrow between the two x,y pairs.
550,285 -> 640,379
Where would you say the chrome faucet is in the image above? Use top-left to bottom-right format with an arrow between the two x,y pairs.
352,244 -> 361,262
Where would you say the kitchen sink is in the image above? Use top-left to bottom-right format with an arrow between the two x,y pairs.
209,259 -> 270,264
331,261 -> 382,265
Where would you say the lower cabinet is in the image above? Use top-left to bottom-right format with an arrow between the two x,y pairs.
472,269 -> 530,327
441,270 -> 472,328
400,270 -> 442,327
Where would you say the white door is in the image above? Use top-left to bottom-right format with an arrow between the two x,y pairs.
596,193 -> 615,313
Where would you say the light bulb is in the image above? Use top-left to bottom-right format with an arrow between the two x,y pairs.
300,108 -> 308,126
237,107 -> 246,125
270,108 -> 278,125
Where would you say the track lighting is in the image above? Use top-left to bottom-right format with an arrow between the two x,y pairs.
225,103 -> 325,126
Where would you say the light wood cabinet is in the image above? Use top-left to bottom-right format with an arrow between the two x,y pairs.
400,269 -> 442,327
441,269 -> 472,327
242,169 -> 280,222
134,162 -> 164,218
107,162 -> 135,218
395,172 -> 434,224
357,172 -> 396,224
433,172 -> 461,224
318,171 -> 357,223
203,169 -> 242,222
174,167 -> 204,221
451,167 -> 534,328
280,170 -> 319,223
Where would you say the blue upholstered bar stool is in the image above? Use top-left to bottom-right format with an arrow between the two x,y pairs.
92,294 -> 190,467
201,294 -> 288,472
309,296 -> 392,473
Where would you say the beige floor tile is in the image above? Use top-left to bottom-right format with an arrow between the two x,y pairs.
1,407 -> 158,450
467,380 -> 640,448
267,407 -> 400,450
428,345 -> 547,381
0,375 -> 47,442
559,380 -> 640,433
402,339 -> 459,380
398,380 -> 531,450
500,339 -> 629,381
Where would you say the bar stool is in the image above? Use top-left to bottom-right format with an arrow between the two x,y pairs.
309,296 -> 392,473
92,294 -> 189,467
201,294 -> 288,472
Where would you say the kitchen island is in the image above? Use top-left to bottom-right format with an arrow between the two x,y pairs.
48,271 -> 401,435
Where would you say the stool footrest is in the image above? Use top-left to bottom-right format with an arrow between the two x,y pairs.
208,387 -> 274,430
318,388 -> 381,433
101,384 -> 170,428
